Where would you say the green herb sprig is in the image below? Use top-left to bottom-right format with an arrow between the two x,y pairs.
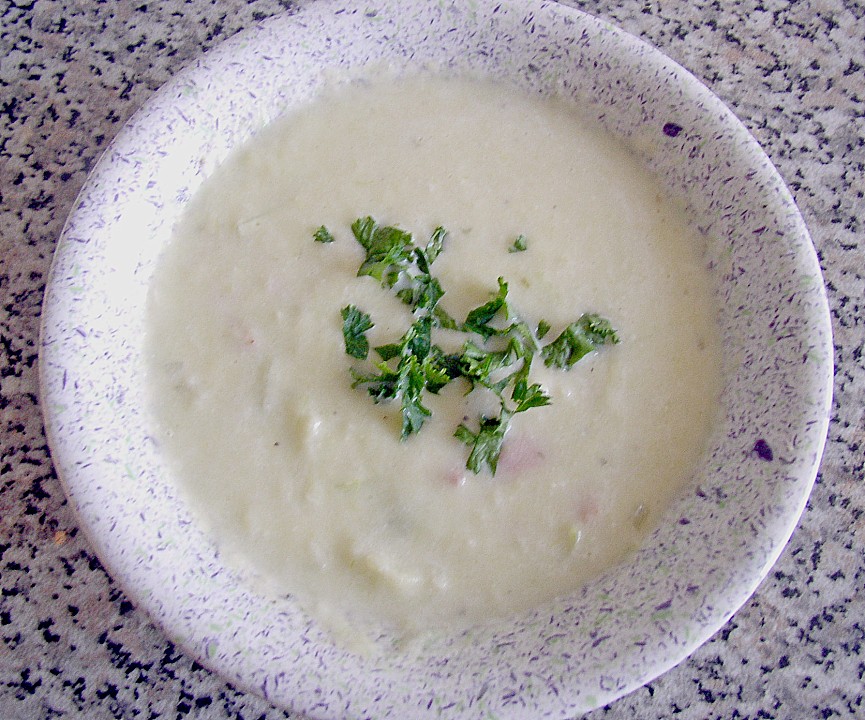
508,234 -> 528,253
317,217 -> 619,475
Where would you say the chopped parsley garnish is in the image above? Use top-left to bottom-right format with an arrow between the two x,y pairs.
508,233 -> 528,253
313,225 -> 335,243
536,318 -> 552,340
351,216 -> 415,288
541,314 -> 620,369
454,411 -> 511,475
317,216 -> 619,475
341,305 -> 374,359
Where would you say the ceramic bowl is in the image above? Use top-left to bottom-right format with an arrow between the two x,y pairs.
40,1 -> 833,718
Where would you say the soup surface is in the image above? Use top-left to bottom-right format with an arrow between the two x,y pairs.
146,74 -> 722,639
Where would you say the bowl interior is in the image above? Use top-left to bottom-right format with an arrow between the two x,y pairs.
39,1 -> 832,718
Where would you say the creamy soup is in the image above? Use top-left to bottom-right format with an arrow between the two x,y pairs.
146,74 -> 722,640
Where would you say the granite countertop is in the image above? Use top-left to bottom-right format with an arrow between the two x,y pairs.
1,1 -> 863,718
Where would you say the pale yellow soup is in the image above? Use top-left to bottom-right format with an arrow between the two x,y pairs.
146,74 -> 722,641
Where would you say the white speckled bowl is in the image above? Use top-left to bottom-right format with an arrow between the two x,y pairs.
39,1 -> 833,718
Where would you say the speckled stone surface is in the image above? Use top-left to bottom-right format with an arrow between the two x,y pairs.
1,1 -> 862,719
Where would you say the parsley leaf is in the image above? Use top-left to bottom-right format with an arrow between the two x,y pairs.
454,409 -> 512,476
350,216 -> 377,249
341,305 -> 374,359
458,339 -> 517,395
397,354 -> 432,437
508,234 -> 528,252
426,226 -> 447,264
511,381 -> 550,412
423,348 -> 457,393
541,313 -> 620,369
352,216 -> 415,288
463,277 -> 510,339
397,265 -> 446,313
313,225 -> 335,243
